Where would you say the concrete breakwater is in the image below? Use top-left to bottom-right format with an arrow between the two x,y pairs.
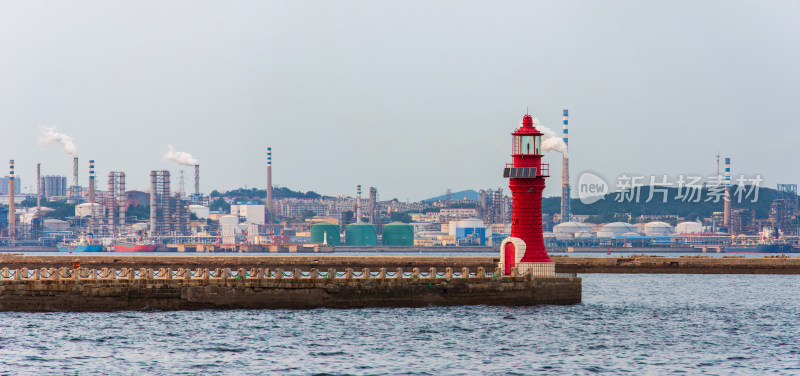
2,254 -> 800,274
0,255 -> 500,271
0,267 -> 581,312
551,255 -> 800,274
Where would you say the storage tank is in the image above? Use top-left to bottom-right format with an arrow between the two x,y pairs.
189,205 -> 210,220
676,221 -> 703,234
345,222 -> 377,246
75,203 -> 102,217
553,222 -> 592,237
219,214 -> 239,226
310,222 -> 340,245
381,222 -> 414,246
596,222 -> 639,238
644,221 -> 676,236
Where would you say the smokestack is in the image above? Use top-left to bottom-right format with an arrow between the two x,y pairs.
119,172 -> 126,228
266,147 -> 273,222
369,187 -> 377,224
561,109 -> 571,223
36,163 -> 41,211
88,160 -> 95,233
8,160 -> 15,240
724,157 -> 731,229
73,157 -> 78,189
108,172 -> 115,235
194,164 -> 200,198
89,160 -> 95,205
356,185 -> 362,222
150,171 -> 157,236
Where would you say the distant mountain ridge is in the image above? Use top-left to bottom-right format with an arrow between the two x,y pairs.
423,190 -> 481,202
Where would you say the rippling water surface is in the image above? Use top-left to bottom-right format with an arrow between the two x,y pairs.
1,274 -> 798,375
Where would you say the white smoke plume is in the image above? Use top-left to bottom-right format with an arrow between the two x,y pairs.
531,117 -> 568,156
38,126 -> 77,156
164,145 -> 198,166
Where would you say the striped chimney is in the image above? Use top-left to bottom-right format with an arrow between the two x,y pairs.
356,185 -> 362,222
724,157 -> 732,228
89,160 -> 95,205
560,109 -> 571,223
8,160 -> 15,239
266,147 -> 273,221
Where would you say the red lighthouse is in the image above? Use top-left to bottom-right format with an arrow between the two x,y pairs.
499,113 -> 555,276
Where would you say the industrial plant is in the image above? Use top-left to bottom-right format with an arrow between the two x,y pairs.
1,110 -> 798,254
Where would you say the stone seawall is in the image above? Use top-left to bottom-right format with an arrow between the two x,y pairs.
3,254 -> 797,274
552,255 -> 800,274
0,255 -> 498,271
0,267 -> 581,312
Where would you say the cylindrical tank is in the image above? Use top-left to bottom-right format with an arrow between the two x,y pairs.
189,204 -> 210,220
381,222 -> 414,246
345,222 -> 377,246
676,221 -> 703,234
310,222 -> 340,245
596,222 -> 639,238
75,203 -> 102,218
219,214 -> 239,226
553,221 -> 592,237
644,221 -> 676,236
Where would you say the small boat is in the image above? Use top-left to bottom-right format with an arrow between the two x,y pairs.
58,235 -> 104,252
113,237 -> 157,253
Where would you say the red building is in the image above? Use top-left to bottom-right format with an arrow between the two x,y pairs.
499,113 -> 554,276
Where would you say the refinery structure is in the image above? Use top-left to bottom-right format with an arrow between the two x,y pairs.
0,111 -> 799,253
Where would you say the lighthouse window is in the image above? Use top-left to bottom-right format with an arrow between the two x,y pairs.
521,135 -> 535,155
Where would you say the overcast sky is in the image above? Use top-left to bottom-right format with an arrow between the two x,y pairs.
1,0 -> 798,201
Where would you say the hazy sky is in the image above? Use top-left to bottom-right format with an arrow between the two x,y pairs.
1,0 -> 798,201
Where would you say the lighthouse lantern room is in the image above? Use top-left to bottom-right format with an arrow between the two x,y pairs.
499,113 -> 555,277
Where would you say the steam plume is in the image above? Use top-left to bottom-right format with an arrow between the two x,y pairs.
164,145 -> 198,166
531,117 -> 568,156
38,126 -> 77,156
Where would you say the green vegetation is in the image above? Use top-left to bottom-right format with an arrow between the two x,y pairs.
209,198 -> 231,213
46,203 -> 75,220
390,212 -> 412,223
126,205 -> 150,220
18,197 -> 38,208
210,187 -> 323,199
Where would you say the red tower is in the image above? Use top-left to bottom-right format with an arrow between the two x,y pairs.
499,113 -> 555,276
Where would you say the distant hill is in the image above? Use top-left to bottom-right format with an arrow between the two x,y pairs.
423,190 -> 480,202
210,187 -> 324,199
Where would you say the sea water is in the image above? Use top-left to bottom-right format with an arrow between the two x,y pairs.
1,274 -> 798,375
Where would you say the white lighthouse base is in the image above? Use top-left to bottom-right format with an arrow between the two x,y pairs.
514,262 -> 555,277
499,237 -> 555,277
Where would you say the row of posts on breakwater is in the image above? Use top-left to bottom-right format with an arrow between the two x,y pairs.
0,266 -> 577,282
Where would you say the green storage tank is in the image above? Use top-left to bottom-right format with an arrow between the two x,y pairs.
345,222 -> 378,246
381,222 -> 414,246
310,222 -> 340,245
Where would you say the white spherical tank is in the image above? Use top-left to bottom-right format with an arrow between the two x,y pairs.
189,205 -> 210,220
596,222 -> 639,238
676,221 -> 703,234
644,221 -> 676,236
554,222 -> 592,237
219,214 -> 239,226
74,203 -> 102,218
